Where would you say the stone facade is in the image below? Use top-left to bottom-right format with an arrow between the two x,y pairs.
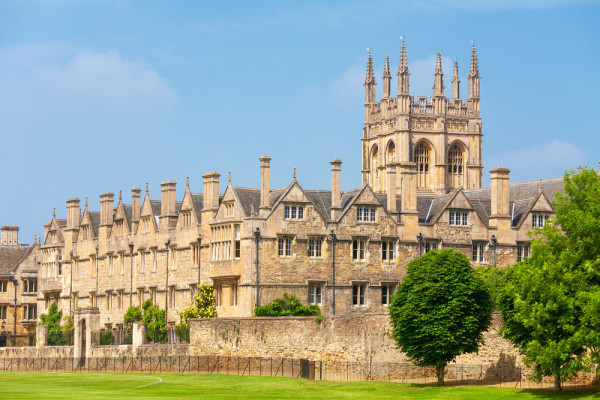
0,226 -> 40,347
30,43 -> 580,331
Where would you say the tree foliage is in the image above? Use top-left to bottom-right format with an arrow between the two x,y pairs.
499,167 -> 600,390
254,292 -> 320,317
123,300 -> 167,343
389,249 -> 493,385
475,265 -> 507,310
39,302 -> 69,346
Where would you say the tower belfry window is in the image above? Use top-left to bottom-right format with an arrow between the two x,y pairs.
415,142 -> 430,189
447,144 -> 465,189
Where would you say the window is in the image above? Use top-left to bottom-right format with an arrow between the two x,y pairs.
171,248 -> 176,270
150,288 -> 157,304
225,203 -> 234,217
140,251 -> 146,273
106,292 -> 112,311
117,291 -> 123,310
138,289 -> 144,307
308,238 -> 323,258
181,211 -> 192,228
23,304 -> 37,321
234,225 -> 241,259
58,263 -> 62,277
308,283 -> 322,305
169,287 -> 176,308
532,213 -> 549,228
472,243 -> 486,263
352,284 -> 367,306
231,284 -> 238,306
72,293 -> 78,310
357,207 -> 376,222
120,254 -> 124,274
81,226 -> 90,240
352,239 -> 366,261
278,237 -> 293,257
211,225 -> 233,261
381,284 -> 396,306
23,280 -> 37,293
90,293 -> 97,308
517,244 -> 530,262
192,243 -> 200,266
152,249 -> 157,272
425,242 -> 438,253
415,142 -> 430,188
0,305 -> 6,320
0,281 -> 7,292
284,205 -> 304,220
142,217 -> 151,234
215,285 -> 223,307
114,220 -> 124,236
109,256 -> 114,276
449,211 -> 468,226
381,241 -> 395,262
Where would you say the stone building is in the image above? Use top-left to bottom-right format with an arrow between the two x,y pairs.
38,44 -> 571,332
0,226 -> 40,346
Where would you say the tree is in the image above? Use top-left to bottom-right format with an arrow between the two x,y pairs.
389,248 -> 492,385
499,167 -> 600,390
141,299 -> 167,343
39,302 -> 67,345
254,292 -> 320,317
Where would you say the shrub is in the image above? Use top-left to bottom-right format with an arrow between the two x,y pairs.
254,293 -> 320,317
99,330 -> 114,345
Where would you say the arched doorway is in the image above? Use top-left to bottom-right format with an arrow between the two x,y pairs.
414,141 -> 431,189
447,143 -> 465,189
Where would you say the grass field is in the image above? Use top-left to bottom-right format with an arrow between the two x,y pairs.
1,372 -> 600,399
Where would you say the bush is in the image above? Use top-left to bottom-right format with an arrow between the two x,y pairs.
254,293 -> 320,317
99,330 -> 114,345
180,282 -> 217,322
39,302 -> 69,346
142,299 -> 167,343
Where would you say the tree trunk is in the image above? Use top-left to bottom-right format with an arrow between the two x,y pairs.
554,370 -> 561,391
436,363 -> 446,385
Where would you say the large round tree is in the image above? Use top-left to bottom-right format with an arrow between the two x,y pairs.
389,248 -> 493,385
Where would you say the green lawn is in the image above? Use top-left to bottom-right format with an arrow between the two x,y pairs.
1,372 -> 599,399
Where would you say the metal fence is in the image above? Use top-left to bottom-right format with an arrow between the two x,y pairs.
0,356 -> 597,390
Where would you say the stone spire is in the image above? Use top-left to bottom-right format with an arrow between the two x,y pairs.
433,51 -> 445,97
452,59 -> 460,99
468,43 -> 481,99
364,50 -> 376,104
397,41 -> 409,95
382,55 -> 391,98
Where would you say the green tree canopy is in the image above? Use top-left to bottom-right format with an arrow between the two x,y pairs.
389,248 -> 492,385
254,292 -> 320,317
499,167 -> 600,390
39,302 -> 67,345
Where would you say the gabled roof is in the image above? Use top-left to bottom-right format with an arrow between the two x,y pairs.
0,244 -> 35,275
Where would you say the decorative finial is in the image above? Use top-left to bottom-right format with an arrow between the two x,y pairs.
435,51 -> 443,74
293,167 -> 297,180
539,178 -> 542,190
383,55 -> 391,78
469,43 -> 480,78
145,182 -> 149,193
119,190 -> 122,202
53,208 -> 56,218
85,197 -> 88,209
228,172 -> 232,186
34,234 -> 37,244
365,50 -> 375,84
186,176 -> 190,190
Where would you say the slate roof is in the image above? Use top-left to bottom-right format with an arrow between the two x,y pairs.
0,245 -> 34,275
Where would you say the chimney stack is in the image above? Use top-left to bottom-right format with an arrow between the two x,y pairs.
66,198 -> 81,230
203,172 -> 221,210
399,162 -> 419,238
490,167 -> 511,228
131,187 -> 141,222
330,158 -> 342,220
259,156 -> 271,212
386,163 -> 397,214
161,181 -> 177,216
0,226 -> 19,245
99,193 -> 115,226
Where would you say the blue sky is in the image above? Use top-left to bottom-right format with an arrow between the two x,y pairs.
1,0 -> 598,242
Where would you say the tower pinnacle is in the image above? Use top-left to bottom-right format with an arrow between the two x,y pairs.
382,55 -> 391,98
397,41 -> 410,96
364,50 -> 376,104
468,43 -> 481,99
433,51 -> 445,97
452,59 -> 460,99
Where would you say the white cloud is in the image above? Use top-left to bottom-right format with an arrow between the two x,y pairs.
486,140 -> 587,181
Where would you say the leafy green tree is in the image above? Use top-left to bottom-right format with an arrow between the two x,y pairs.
389,249 -> 492,385
39,302 -> 67,345
499,167 -> 600,390
124,305 -> 143,324
254,292 -> 320,317
141,299 -> 167,343
475,265 -> 507,310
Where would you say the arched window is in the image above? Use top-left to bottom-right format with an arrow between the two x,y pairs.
386,141 -> 395,165
447,143 -> 465,189
414,142 -> 430,189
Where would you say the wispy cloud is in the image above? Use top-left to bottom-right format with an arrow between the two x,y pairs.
486,140 -> 587,181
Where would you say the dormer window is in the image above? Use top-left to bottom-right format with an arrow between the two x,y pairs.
284,205 -> 304,220
141,217 -> 151,233
114,220 -> 124,236
181,211 -> 192,228
81,226 -> 89,240
225,203 -> 234,217
357,207 -> 376,222
449,211 -> 468,226
532,213 -> 549,228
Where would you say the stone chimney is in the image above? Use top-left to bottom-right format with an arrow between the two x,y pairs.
66,198 -> 81,230
399,162 -> 418,238
259,156 -> 271,212
203,172 -> 221,210
131,187 -> 141,222
0,226 -> 18,245
99,193 -> 115,226
330,158 -> 342,220
490,167 -> 511,228
387,163 -> 397,214
160,181 -> 177,231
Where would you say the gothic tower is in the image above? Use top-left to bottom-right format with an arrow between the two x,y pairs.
361,42 -> 483,195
